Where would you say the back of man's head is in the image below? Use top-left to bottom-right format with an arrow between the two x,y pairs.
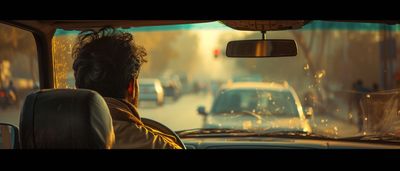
72,27 -> 147,98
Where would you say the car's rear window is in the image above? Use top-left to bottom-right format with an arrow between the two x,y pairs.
211,89 -> 299,117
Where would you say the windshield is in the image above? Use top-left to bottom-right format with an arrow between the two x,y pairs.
52,21 -> 400,142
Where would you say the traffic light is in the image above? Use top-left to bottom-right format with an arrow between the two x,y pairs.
213,49 -> 220,58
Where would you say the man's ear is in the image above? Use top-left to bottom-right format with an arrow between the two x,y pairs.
133,79 -> 139,107
128,79 -> 135,97
127,79 -> 139,107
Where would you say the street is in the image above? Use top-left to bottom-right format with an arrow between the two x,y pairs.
0,92 -> 358,138
139,93 -> 213,131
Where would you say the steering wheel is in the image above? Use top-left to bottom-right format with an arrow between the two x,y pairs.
141,118 -> 186,149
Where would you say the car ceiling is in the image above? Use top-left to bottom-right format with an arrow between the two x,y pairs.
6,20 -> 400,34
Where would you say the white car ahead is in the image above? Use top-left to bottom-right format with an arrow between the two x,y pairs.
197,81 -> 313,133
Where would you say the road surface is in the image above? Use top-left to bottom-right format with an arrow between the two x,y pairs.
139,93 -> 213,131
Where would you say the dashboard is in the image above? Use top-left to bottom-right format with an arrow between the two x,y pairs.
181,137 -> 400,149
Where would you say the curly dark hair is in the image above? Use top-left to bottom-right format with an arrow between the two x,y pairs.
72,26 -> 147,98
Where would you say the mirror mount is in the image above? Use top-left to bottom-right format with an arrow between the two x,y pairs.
261,31 -> 266,40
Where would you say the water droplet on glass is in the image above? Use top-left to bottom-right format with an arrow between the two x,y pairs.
304,64 -> 309,70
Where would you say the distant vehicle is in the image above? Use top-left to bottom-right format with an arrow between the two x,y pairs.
176,73 -> 190,94
139,78 -> 164,106
160,77 -> 181,101
197,82 -> 312,132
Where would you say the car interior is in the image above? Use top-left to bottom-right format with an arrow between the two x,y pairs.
1,20 -> 400,149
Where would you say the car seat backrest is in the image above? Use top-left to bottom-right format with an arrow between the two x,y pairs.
19,89 -> 115,149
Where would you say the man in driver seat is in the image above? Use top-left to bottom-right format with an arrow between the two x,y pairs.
72,26 -> 182,149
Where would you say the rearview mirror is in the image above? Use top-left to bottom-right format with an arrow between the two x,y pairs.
0,123 -> 19,149
226,39 -> 297,58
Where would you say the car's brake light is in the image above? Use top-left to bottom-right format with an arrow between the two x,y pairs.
0,91 -> 5,97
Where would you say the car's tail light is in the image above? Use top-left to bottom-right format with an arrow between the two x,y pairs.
0,91 -> 5,97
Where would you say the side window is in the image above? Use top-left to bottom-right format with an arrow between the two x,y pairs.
0,23 -> 39,126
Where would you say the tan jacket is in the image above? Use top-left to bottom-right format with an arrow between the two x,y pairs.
104,97 -> 182,149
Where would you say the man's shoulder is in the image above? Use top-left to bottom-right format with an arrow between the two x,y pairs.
103,97 -> 123,105
103,97 -> 142,124
103,97 -> 130,112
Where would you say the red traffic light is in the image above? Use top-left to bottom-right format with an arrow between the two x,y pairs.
213,49 -> 220,58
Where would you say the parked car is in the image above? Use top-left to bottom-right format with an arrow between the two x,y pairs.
160,77 -> 181,101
